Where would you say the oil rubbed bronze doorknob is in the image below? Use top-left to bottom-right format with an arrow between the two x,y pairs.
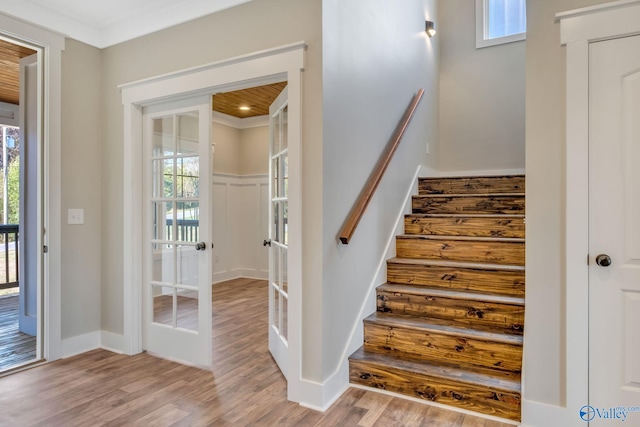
595,254 -> 612,267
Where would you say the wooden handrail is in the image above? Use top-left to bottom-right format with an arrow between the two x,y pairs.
338,89 -> 425,244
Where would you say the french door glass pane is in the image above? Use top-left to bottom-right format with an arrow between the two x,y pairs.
282,155 -> 288,197
152,244 -> 174,283
152,159 -> 174,198
282,249 -> 288,294
177,245 -> 199,286
176,289 -> 199,331
273,246 -> 280,289
152,285 -> 174,326
152,202 -> 172,241
272,285 -> 280,331
272,158 -> 279,198
281,105 -> 288,150
282,201 -> 288,246
177,113 -> 199,155
176,156 -> 199,198
175,202 -> 199,242
272,110 -> 281,154
282,296 -> 288,341
152,116 -> 174,156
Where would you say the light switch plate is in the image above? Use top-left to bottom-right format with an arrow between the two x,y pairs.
68,208 -> 84,225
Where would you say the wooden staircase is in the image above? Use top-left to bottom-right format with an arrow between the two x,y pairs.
348,175 -> 525,421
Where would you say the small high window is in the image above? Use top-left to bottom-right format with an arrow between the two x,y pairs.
476,0 -> 526,48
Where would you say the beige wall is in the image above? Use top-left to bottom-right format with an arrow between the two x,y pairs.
524,0 -> 616,408
100,0 -> 323,378
438,0 -> 525,172
61,39 -> 103,338
212,123 -> 241,175
239,126 -> 269,175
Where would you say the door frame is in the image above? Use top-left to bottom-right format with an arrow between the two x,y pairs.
120,42 -> 305,400
555,1 -> 640,425
0,15 -> 64,366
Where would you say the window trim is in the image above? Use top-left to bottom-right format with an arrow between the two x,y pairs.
476,0 -> 526,49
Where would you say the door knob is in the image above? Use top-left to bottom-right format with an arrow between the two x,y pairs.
263,239 -> 271,247
595,254 -> 612,267
195,242 -> 206,251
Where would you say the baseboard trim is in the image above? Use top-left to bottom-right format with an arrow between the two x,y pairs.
100,331 -> 125,354
61,331 -> 101,358
212,270 -> 268,284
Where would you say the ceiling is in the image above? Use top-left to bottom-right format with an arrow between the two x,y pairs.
213,82 -> 287,119
0,40 -> 36,105
0,0 -> 253,48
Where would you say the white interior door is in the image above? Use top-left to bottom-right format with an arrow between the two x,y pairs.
268,86 -> 289,379
589,35 -> 640,424
18,54 -> 38,340
142,95 -> 212,367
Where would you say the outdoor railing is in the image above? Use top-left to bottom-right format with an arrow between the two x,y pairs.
166,219 -> 199,242
0,224 -> 19,290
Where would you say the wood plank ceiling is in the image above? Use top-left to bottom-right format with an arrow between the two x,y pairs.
0,39 -> 37,105
213,81 -> 286,118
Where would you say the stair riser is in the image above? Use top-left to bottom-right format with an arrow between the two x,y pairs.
377,291 -> 524,333
419,176 -> 525,195
364,322 -> 522,373
404,216 -> 524,238
349,360 -> 521,421
396,238 -> 525,266
412,196 -> 525,215
387,263 -> 525,297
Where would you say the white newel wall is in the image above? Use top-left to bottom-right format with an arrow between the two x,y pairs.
212,174 -> 269,283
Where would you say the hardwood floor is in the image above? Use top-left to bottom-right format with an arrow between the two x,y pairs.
0,294 -> 37,371
0,278 -> 515,426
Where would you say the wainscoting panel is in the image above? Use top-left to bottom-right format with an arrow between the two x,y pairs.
212,174 -> 269,283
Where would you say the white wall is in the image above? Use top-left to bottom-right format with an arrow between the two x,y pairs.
321,0 -> 439,388
438,0 -> 525,172
524,0 -> 614,420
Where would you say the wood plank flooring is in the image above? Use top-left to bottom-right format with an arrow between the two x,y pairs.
0,278 -> 514,426
0,295 -> 37,371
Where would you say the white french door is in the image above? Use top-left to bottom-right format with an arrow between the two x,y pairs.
588,35 -> 640,425
268,86 -> 289,378
142,95 -> 212,367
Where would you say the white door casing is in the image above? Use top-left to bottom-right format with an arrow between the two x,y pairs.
557,2 -> 640,426
142,96 -> 212,367
268,86 -> 289,379
588,35 -> 640,421
120,43 -> 305,402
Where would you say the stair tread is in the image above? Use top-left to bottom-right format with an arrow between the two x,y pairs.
414,193 -> 524,199
406,213 -> 525,218
387,257 -> 525,272
349,346 -> 521,393
365,311 -> 524,344
398,234 -> 524,243
377,283 -> 525,306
